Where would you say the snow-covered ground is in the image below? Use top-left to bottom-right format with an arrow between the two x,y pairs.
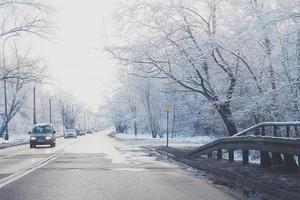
113,133 -> 215,144
0,133 -> 29,145
113,132 -> 263,164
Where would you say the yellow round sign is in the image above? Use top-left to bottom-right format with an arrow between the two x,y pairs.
164,103 -> 173,111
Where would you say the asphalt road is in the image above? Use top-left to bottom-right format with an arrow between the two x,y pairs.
0,130 -> 236,200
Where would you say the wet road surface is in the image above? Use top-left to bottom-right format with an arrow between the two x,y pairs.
0,130 -> 236,200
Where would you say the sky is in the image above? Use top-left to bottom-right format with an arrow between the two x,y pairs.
41,0 -> 119,110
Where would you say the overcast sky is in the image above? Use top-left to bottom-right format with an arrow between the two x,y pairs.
41,0 -> 119,110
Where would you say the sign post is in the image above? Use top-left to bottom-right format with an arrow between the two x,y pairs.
164,103 -> 173,147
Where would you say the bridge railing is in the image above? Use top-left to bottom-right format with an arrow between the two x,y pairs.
187,122 -> 300,172
233,121 -> 300,138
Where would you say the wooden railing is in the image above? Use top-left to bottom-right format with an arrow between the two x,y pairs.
187,122 -> 300,172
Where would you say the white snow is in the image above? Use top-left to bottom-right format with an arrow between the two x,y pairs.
113,133 -> 215,144
0,133 -> 28,145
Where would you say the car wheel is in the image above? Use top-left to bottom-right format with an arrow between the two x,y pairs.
30,144 -> 34,148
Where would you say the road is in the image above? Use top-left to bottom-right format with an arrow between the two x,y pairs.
0,130 -> 236,200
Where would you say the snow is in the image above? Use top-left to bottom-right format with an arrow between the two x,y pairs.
0,133 -> 28,145
113,132 -> 264,163
113,133 -> 215,144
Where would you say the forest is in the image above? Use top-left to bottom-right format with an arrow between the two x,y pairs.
104,0 -> 300,138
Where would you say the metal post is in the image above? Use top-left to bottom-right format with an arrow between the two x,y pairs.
4,78 -> 8,140
166,110 -> 169,147
33,85 -> 37,125
2,37 -> 12,141
172,109 -> 175,138
62,103 -> 65,129
84,111 -> 86,132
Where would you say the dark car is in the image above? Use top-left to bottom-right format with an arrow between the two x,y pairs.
29,123 -> 56,148
86,130 -> 93,134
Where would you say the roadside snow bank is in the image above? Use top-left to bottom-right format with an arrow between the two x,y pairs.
0,133 -> 28,145
113,133 -> 215,144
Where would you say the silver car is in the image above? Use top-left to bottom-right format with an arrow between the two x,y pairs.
64,128 -> 77,138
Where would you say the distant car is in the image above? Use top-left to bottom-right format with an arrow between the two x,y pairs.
86,130 -> 93,134
29,123 -> 56,148
64,128 -> 77,138
76,129 -> 85,136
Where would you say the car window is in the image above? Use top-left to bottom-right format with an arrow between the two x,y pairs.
33,125 -> 53,134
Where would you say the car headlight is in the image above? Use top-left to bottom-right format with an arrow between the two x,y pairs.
45,136 -> 52,140
30,137 -> 36,140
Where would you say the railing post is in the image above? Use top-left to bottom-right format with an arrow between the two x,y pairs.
243,149 -> 249,165
228,150 -> 234,162
260,151 -> 272,168
295,126 -> 300,136
272,153 -> 284,165
207,152 -> 212,158
286,126 -> 290,138
217,149 -> 222,160
283,154 -> 298,172
255,127 -> 260,135
261,126 -> 265,136
270,126 -> 284,164
273,125 -> 277,137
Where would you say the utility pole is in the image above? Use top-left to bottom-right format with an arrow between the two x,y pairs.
166,110 -> 169,147
3,75 -> 8,140
62,103 -> 65,129
84,111 -> 87,131
33,85 -> 37,125
2,36 -> 13,140
49,98 -> 52,124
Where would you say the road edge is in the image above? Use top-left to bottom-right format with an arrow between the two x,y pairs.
155,147 -> 299,200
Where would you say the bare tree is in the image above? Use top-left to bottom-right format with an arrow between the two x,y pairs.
0,49 -> 46,137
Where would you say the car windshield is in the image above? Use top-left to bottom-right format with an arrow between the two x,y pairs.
33,125 -> 53,134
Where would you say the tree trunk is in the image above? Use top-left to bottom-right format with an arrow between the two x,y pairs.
215,103 -> 237,136
134,120 -> 137,136
0,125 -> 6,138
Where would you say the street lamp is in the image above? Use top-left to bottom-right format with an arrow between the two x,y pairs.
2,35 -> 16,140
